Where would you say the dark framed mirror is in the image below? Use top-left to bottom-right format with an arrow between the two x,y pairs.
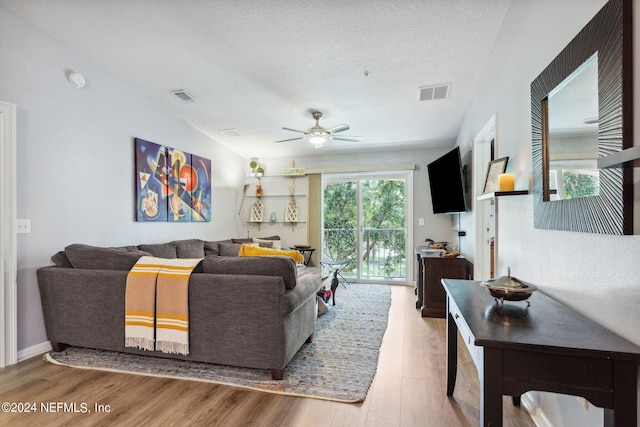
531,0 -> 633,234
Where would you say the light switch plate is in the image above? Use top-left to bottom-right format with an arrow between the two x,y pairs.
16,219 -> 31,234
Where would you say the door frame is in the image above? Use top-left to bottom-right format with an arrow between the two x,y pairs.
0,101 -> 18,367
321,170 -> 413,285
473,114 -> 497,281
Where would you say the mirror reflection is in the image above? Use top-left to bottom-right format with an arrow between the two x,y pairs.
545,53 -> 599,200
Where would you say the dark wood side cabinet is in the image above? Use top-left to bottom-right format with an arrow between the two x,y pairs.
416,253 -> 470,317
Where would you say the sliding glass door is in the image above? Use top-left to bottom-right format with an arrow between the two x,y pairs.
322,171 -> 411,284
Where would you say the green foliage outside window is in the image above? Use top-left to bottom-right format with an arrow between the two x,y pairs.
562,171 -> 599,199
323,179 -> 406,279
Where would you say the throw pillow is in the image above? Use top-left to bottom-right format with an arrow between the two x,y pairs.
51,251 -> 72,268
253,237 -> 281,250
172,239 -> 205,258
204,239 -> 233,256
218,243 -> 242,256
238,244 -> 303,263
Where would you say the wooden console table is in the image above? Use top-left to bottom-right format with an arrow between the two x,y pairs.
442,279 -> 640,427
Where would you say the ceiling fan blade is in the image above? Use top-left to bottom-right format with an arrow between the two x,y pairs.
331,135 -> 362,142
274,137 -> 304,143
327,124 -> 350,133
282,127 -> 307,134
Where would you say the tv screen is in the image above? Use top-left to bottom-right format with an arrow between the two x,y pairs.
427,147 -> 468,214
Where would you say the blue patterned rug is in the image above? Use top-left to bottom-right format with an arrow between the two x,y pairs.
44,283 -> 391,402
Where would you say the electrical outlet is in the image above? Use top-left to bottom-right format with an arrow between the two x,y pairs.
418,218 -> 424,226
16,219 -> 31,234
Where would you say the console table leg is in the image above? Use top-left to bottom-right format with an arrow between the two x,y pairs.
481,348 -> 503,427
446,310 -> 457,396
609,360 -> 637,427
511,395 -> 521,407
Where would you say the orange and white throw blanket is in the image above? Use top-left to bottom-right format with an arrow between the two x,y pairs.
124,256 -> 201,355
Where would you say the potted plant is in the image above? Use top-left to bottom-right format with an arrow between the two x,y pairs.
249,158 -> 258,176
256,166 -> 265,177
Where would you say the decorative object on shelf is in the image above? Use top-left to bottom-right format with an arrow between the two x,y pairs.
283,161 -> 301,230
482,267 -> 537,307
249,158 -> 258,176
282,160 -> 306,176
270,212 -> 276,223
498,173 -> 515,192
482,157 -> 509,194
250,199 -> 264,230
255,179 -> 263,197
285,198 -> 299,230
134,138 -> 211,223
256,165 -> 265,177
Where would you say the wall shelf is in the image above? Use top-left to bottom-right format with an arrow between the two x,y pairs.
477,190 -> 529,201
597,146 -> 640,169
246,221 -> 307,224
246,195 -> 307,198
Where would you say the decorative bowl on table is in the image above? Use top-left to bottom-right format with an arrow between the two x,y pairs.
294,245 -> 311,249
483,268 -> 537,305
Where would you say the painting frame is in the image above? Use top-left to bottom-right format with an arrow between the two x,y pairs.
482,157 -> 509,194
134,138 -> 211,222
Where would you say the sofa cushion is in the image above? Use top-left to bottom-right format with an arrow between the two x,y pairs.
64,244 -> 148,271
219,243 -> 242,257
204,241 -> 219,256
201,255 -> 297,289
232,238 -> 254,244
137,242 -> 177,258
172,239 -> 205,258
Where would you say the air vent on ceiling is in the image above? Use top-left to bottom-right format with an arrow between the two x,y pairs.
219,128 -> 243,137
419,84 -> 451,101
171,89 -> 197,102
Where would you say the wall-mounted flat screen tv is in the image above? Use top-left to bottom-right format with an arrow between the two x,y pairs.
427,147 -> 468,214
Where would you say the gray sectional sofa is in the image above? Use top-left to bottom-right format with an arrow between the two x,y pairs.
37,238 -> 322,380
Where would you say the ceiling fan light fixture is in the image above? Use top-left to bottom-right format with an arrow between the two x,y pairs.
308,135 -> 327,144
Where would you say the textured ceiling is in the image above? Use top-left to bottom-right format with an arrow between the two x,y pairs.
1,0 -> 512,158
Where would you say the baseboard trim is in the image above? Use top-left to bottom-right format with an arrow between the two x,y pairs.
18,341 -> 52,362
521,392 -> 552,427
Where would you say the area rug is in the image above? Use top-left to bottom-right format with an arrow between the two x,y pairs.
44,283 -> 391,402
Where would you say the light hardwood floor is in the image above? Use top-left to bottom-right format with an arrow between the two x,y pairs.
0,285 -> 535,426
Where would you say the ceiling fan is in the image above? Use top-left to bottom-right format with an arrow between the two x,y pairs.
275,111 -> 362,146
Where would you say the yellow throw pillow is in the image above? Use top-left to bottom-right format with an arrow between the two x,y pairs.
238,244 -> 304,263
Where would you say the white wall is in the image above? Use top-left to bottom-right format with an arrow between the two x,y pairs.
0,6 -> 244,353
257,147 -> 462,277
455,0 -> 640,425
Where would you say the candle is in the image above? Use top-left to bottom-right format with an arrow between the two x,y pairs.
498,173 -> 515,192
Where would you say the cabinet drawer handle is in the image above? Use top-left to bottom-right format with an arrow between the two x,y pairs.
454,313 -> 459,319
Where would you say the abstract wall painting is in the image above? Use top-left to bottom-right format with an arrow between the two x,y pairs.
135,138 -> 211,222
190,154 -> 212,222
